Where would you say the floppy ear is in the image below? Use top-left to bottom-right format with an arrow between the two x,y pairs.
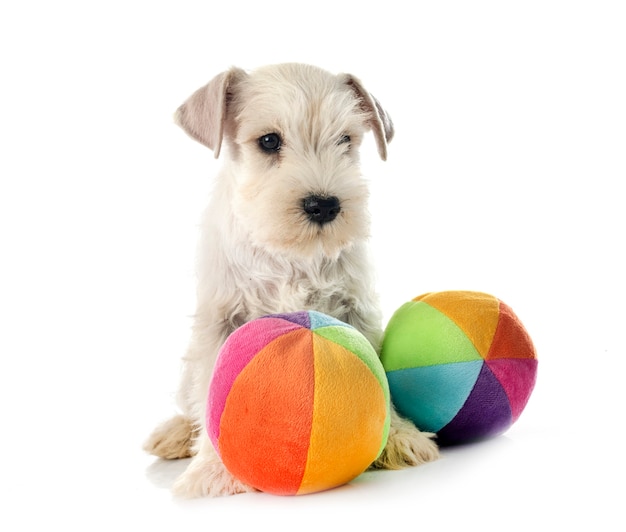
175,67 -> 246,158
343,74 -> 395,161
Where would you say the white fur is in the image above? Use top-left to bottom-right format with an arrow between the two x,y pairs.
144,63 -> 439,498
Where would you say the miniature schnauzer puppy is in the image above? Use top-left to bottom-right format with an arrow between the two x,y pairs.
144,63 -> 439,497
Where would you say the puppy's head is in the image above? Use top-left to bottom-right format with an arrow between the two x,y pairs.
176,63 -> 394,260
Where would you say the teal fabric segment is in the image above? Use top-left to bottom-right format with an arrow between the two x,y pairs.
386,360 -> 484,432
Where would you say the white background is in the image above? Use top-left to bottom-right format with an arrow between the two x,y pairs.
1,1 -> 624,530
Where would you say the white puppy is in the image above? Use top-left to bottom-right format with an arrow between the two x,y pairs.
144,63 -> 439,497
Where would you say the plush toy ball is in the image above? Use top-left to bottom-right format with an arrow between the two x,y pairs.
207,310 -> 390,495
381,291 -> 537,446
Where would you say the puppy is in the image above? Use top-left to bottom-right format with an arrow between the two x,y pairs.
144,63 -> 439,497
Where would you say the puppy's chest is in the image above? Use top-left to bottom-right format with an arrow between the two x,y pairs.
243,268 -> 350,317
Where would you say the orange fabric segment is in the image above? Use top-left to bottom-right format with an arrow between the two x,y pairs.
298,334 -> 387,494
486,301 -> 537,360
218,329 -> 315,495
414,291 -> 500,359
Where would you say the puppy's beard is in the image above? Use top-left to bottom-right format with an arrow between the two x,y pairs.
233,187 -> 370,261
239,210 -> 369,261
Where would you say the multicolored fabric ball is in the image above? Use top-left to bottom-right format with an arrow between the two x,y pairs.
207,311 -> 390,495
381,291 -> 537,445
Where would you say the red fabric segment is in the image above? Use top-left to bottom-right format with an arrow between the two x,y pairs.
218,329 -> 315,494
207,317 -> 303,449
486,302 -> 537,361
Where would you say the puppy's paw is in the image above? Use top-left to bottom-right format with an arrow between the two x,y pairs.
372,411 -> 439,470
172,457 -> 256,498
143,415 -> 196,459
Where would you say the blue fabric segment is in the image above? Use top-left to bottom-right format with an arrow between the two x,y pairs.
386,360 -> 484,433
308,310 -> 352,331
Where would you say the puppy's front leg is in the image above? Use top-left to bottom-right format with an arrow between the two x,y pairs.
143,414 -> 196,459
372,407 -> 439,469
143,318 -> 227,460
172,432 -> 256,498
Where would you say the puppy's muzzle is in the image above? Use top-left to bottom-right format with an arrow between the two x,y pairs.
302,195 -> 341,225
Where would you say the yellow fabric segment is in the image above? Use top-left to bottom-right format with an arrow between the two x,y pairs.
298,335 -> 387,494
414,291 -> 500,359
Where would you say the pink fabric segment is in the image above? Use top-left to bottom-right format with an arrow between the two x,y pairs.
487,358 -> 538,422
206,317 -> 303,451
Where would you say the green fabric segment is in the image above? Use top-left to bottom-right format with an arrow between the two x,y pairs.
381,301 -> 482,371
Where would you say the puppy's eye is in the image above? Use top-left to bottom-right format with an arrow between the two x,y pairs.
338,134 -> 351,145
258,133 -> 282,153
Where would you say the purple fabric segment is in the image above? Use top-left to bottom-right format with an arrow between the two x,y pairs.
263,311 -> 311,329
437,363 -> 512,446
206,317 -> 303,452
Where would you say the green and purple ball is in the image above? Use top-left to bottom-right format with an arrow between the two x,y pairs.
381,291 -> 538,445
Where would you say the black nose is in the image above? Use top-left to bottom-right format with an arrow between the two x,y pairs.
302,195 -> 341,225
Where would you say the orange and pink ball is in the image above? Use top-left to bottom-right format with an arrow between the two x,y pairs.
207,311 -> 390,495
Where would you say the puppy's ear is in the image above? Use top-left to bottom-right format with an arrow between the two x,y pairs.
175,67 -> 246,158
343,75 -> 394,161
